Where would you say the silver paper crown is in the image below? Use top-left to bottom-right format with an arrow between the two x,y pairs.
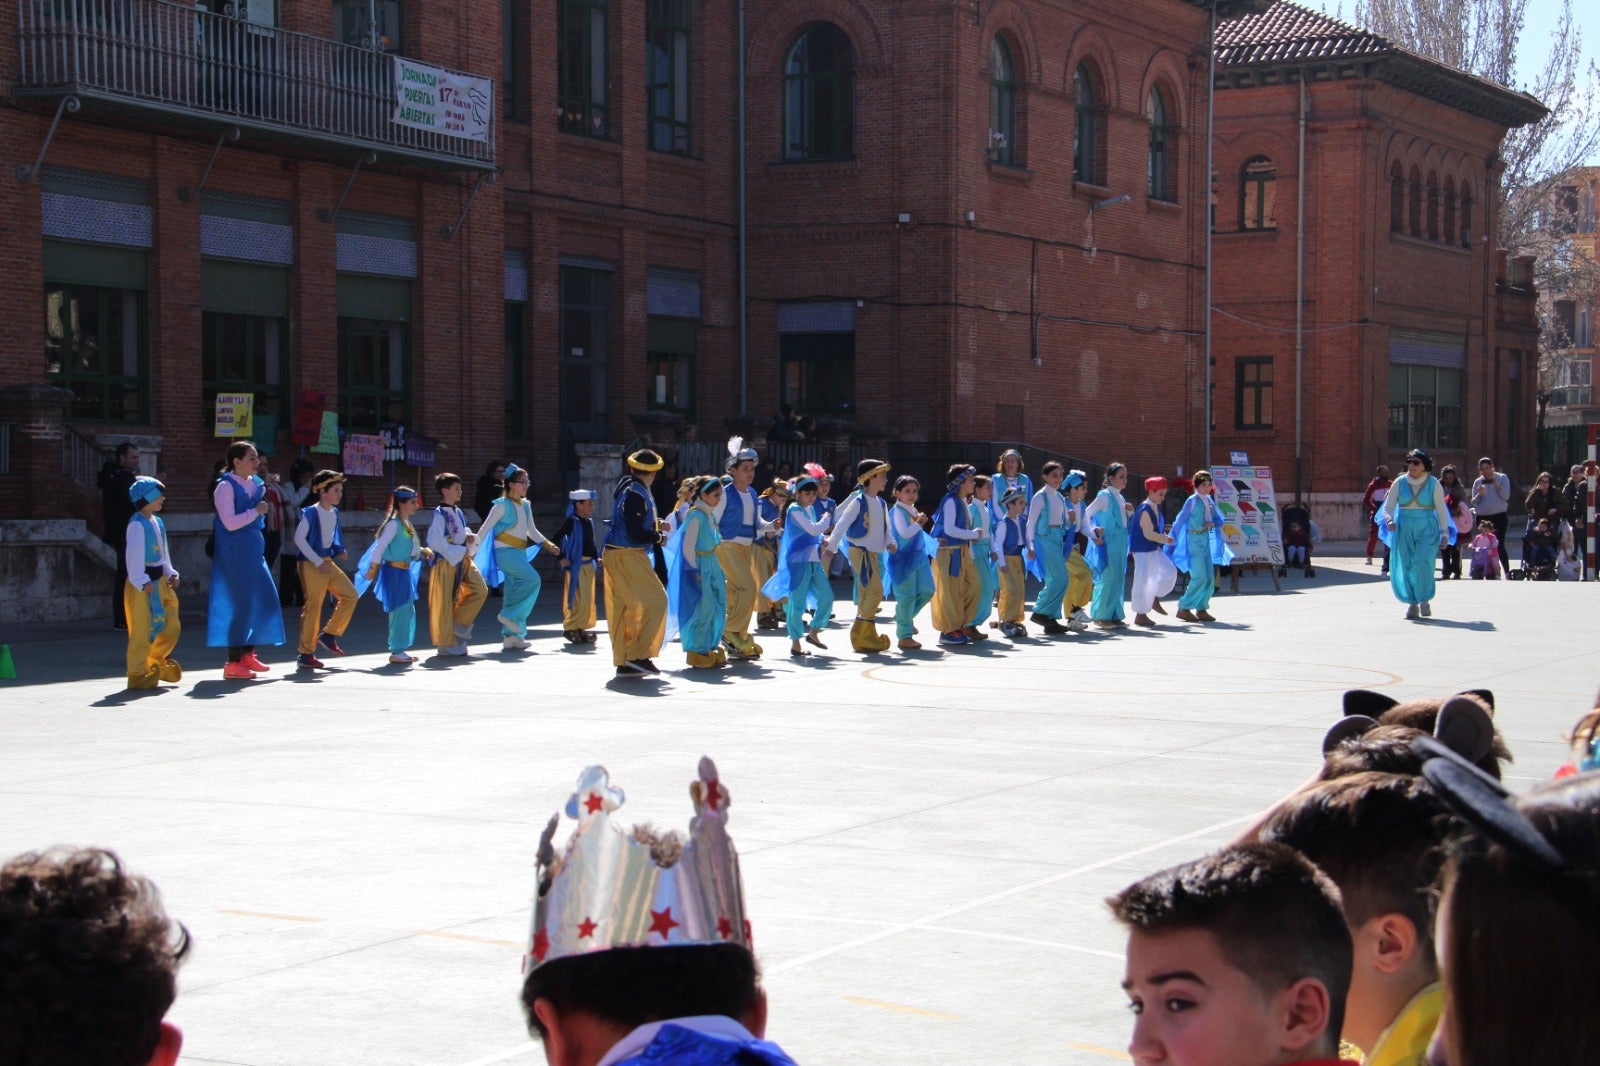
526,757 -> 751,971
725,436 -> 759,470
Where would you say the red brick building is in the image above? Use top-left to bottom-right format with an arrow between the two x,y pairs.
1210,1 -> 1545,532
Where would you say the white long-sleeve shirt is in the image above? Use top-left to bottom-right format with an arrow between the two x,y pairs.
786,504 -> 831,563
937,496 -> 981,541
427,505 -> 473,566
1026,485 -> 1068,550
1084,487 -> 1126,522
825,492 -> 892,553
212,474 -> 262,532
1383,473 -> 1452,531
369,518 -> 422,562
711,486 -> 773,546
124,519 -> 177,589
475,498 -> 551,548
293,504 -> 341,561
890,501 -> 924,542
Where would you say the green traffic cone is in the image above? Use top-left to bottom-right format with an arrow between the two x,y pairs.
0,644 -> 14,680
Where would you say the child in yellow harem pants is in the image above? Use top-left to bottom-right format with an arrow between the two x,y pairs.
123,477 -> 182,689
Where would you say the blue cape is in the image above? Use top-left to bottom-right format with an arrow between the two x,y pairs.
560,502 -> 596,609
354,519 -> 422,610
760,502 -> 824,610
1164,494 -> 1235,572
883,508 -> 938,600
662,507 -> 717,643
472,498 -> 544,589
612,1023 -> 799,1066
1083,490 -> 1128,578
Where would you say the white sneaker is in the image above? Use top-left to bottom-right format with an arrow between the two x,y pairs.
496,613 -> 517,630
441,643 -> 470,657
1405,604 -> 1419,620
1070,609 -> 1092,625
454,623 -> 472,641
389,652 -> 417,664
1420,601 -> 1432,617
502,635 -> 528,651
1066,614 -> 1090,632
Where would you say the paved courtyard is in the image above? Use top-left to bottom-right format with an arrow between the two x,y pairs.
2,557 -> 1597,1066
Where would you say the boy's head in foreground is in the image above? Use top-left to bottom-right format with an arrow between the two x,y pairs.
1109,843 -> 1351,1066
1260,773 -> 1452,1053
0,847 -> 188,1066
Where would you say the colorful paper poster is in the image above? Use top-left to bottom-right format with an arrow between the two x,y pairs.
312,411 -> 340,454
213,392 -> 254,437
392,56 -> 492,142
342,433 -> 385,477
291,390 -> 326,445
1211,465 -> 1285,566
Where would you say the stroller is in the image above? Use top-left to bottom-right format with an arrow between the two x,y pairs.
1278,503 -> 1317,578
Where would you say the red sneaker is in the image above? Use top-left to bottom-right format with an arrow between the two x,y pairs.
241,652 -> 272,673
222,661 -> 256,680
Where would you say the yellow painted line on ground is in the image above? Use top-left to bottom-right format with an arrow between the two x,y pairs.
1068,1041 -> 1130,1060
218,909 -> 323,923
841,995 -> 960,1021
417,929 -> 522,948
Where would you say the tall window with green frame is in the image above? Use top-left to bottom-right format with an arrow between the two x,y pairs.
45,283 -> 148,422
1387,364 -> 1462,449
784,22 -> 853,160
1147,86 -> 1175,202
203,313 -> 288,426
988,36 -> 1016,166
337,317 -> 410,431
646,0 -> 691,153
1073,63 -> 1104,185
559,0 -> 609,137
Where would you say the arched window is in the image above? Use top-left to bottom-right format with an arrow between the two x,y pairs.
1459,180 -> 1474,246
1073,62 -> 1104,185
1147,86 -> 1175,202
646,0 -> 692,153
784,22 -> 854,160
1426,171 -> 1440,240
1389,162 -> 1404,231
988,36 -> 1017,165
1408,165 -> 1422,237
1240,156 -> 1276,230
1443,177 -> 1457,247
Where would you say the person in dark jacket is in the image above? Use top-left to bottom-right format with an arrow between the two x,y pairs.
98,442 -> 141,628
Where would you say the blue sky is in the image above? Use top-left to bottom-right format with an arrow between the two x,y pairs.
1307,0 -> 1599,164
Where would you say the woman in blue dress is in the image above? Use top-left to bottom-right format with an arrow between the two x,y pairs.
1380,448 -> 1452,619
208,440 -> 285,678
1084,462 -> 1132,628
665,476 -> 729,669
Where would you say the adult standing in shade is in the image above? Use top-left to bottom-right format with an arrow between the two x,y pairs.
1360,464 -> 1391,573
1561,464 -> 1588,577
98,442 -> 141,629
1470,456 -> 1512,573
208,441 -> 285,678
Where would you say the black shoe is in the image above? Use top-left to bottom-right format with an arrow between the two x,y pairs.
616,663 -> 645,677
631,658 -> 661,676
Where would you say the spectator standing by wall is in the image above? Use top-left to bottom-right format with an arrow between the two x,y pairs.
1523,471 -> 1562,565
1561,464 -> 1587,575
1471,456 -> 1512,573
98,442 -> 141,628
1361,465 -> 1391,573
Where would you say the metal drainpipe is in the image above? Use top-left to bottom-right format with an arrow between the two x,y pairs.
1295,75 -> 1306,504
737,0 -> 748,417
1204,0 -> 1217,468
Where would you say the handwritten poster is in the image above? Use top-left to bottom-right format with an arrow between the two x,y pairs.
342,433 -> 385,477
312,412 -> 340,454
291,390 -> 326,445
213,392 -> 254,437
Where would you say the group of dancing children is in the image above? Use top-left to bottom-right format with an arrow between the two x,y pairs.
122,442 -> 1236,688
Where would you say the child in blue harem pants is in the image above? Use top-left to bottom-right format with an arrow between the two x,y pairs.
886,476 -> 935,650
357,486 -> 432,665
1168,470 -> 1233,622
1085,463 -> 1132,627
666,476 -> 729,669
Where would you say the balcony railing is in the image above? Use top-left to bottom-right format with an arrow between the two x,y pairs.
17,0 -> 493,169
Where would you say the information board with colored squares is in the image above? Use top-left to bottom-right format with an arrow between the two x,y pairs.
1211,466 -> 1284,566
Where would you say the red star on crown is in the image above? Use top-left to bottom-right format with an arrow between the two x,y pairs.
531,927 -> 550,962
717,916 -> 734,939
703,777 -> 722,810
583,792 -> 604,814
577,917 -> 598,939
649,907 -> 680,939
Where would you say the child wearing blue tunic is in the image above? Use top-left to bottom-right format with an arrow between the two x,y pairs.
992,487 -> 1029,638
1380,448 -> 1452,619
759,476 -> 834,656
665,476 -> 729,669
1167,470 -> 1234,622
754,480 -> 788,630
1026,461 -> 1072,635
1085,462 -> 1132,628
991,449 -> 1034,527
1062,470 -> 1095,628
356,487 -> 432,664
123,476 -> 182,690
968,475 -> 999,631
207,441 -> 285,678
473,462 -> 559,651
886,476 -> 936,650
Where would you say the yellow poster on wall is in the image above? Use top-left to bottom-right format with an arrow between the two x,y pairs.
214,392 -> 255,437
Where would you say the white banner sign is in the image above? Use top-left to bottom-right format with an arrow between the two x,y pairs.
1211,466 -> 1286,566
392,57 -> 492,142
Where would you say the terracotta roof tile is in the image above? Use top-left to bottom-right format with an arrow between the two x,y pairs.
1216,0 -> 1391,67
